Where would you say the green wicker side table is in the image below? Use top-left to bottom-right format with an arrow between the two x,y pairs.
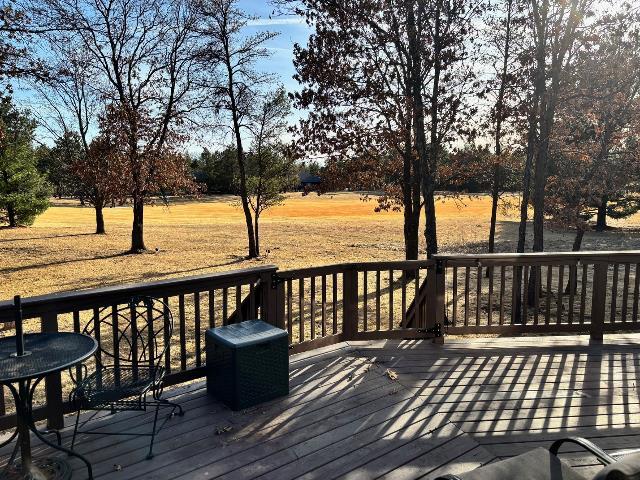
205,320 -> 289,410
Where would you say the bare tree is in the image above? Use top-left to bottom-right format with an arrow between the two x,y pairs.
245,88 -> 296,256
38,0 -> 203,252
517,0 -> 594,254
196,0 -> 277,259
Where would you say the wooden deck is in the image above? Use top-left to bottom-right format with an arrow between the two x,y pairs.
4,333 -> 640,479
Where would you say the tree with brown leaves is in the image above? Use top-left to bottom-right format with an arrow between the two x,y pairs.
38,0 -> 203,252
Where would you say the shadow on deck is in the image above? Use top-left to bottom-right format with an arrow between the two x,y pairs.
3,334 -> 640,479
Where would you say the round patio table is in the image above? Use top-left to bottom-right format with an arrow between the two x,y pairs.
0,332 -> 97,480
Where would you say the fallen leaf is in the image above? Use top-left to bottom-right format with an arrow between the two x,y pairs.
216,425 -> 233,435
385,369 -> 398,381
114,464 -> 122,471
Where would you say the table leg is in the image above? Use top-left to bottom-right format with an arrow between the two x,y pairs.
17,380 -> 32,474
26,377 -> 94,480
4,379 -> 93,480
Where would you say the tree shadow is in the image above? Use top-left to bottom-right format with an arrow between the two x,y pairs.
0,232 -> 96,243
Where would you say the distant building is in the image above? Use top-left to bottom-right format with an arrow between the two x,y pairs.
298,171 -> 321,190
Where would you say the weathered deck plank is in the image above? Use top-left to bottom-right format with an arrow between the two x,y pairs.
2,333 -> 640,479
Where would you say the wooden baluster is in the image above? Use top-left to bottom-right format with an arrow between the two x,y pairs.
249,282 -> 256,318
567,266 -> 576,324
194,292 -> 201,367
287,279 -> 293,341
579,264 -> 588,324
333,273 -> 338,334
499,266 -> 506,325
452,267 -> 458,327
361,271 -> 368,331
179,295 -> 186,371
208,290 -> 215,328
464,266 -> 470,326
401,271 -> 407,328
236,285 -> 242,322
545,266 -> 552,325
414,269 -> 421,327
130,302 -> 139,381
163,298 -> 171,375
376,270 -> 381,331
487,266 -> 494,326
343,269 -> 358,339
633,263 -> 640,323
523,265 -> 529,324
510,266 -> 518,324
222,288 -> 228,325
112,305 -> 120,385
621,264 -> 630,323
611,264 -> 619,323
93,306 -> 102,368
299,278 -> 305,342
310,276 -> 316,340
556,265 -> 564,324
388,269 -> 394,330
533,266 -> 540,325
476,266 -> 482,326
147,304 -> 154,371
321,275 -> 327,337
73,311 -> 83,382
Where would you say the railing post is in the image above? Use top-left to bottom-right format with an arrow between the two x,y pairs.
261,270 -> 285,330
343,269 -> 358,340
425,259 -> 445,342
41,313 -> 64,429
590,261 -> 608,340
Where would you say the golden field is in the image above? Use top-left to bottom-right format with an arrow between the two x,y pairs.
1,192 -> 640,300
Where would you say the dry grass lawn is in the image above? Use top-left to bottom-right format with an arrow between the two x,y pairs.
2,192 -> 640,300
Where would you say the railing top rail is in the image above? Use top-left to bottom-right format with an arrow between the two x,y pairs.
436,251 -> 640,265
278,259 -> 435,279
0,265 -> 277,322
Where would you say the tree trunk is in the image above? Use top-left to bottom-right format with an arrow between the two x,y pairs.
130,197 -> 146,252
7,203 -> 16,227
572,226 -> 585,252
95,202 -> 105,234
486,169 -> 500,278
224,39 -> 257,259
404,209 -> 420,260
595,196 -> 608,231
564,226 -> 585,294
488,167 -> 500,254
406,0 -> 439,258
424,186 -> 438,257
254,214 -> 260,257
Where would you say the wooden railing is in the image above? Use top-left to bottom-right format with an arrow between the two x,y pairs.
0,265 -> 277,431
1,250 -> 639,432
439,251 -> 640,337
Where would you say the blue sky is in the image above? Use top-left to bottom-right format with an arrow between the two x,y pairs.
14,1 -> 311,150
239,0 -> 311,97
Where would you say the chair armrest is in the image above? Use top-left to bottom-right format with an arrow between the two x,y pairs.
549,436 -> 616,466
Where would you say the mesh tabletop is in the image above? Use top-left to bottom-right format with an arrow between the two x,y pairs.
0,333 -> 97,383
209,320 -> 288,348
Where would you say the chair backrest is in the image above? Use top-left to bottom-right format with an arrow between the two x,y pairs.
83,296 -> 173,373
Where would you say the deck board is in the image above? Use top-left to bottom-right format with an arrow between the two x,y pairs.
3,333 -> 640,479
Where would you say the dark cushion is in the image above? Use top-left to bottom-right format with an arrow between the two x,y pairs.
593,452 -> 640,480
455,448 -> 587,480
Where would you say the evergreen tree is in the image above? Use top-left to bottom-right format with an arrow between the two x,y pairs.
0,96 -> 51,226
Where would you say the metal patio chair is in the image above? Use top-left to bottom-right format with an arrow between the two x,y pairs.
69,296 -> 184,460
436,437 -> 640,480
